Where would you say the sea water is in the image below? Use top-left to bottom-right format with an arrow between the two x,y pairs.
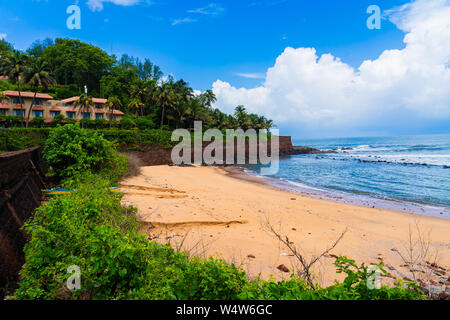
247,134 -> 450,218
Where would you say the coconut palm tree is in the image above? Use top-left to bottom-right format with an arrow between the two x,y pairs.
166,101 -> 189,129
128,98 -> 144,123
200,89 -> 216,109
153,82 -> 176,129
0,51 -> 28,113
23,57 -> 55,127
105,96 -> 122,128
73,93 -> 94,128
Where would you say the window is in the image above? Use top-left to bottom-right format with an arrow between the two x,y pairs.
32,111 -> 43,118
66,112 -> 75,119
50,111 -> 60,118
32,99 -> 43,105
13,97 -> 24,104
82,113 -> 90,119
110,114 -> 116,120
95,103 -> 103,109
13,109 -> 25,117
0,109 -> 7,115
95,113 -> 104,119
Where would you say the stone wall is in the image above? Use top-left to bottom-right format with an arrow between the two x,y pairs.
125,136 -> 294,166
0,147 -> 47,297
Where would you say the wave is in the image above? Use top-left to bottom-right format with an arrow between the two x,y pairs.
326,154 -> 450,167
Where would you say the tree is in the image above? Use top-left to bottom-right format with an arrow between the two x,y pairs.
200,90 -> 216,109
26,38 -> 54,58
42,38 -> 114,95
23,57 -> 55,127
128,98 -> 144,123
105,96 -> 122,128
73,93 -> 94,128
0,50 -> 28,113
153,81 -> 177,129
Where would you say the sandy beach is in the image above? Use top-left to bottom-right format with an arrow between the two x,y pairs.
120,165 -> 450,286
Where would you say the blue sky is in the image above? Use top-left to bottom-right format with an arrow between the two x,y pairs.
2,0 -> 407,90
2,0 -> 449,138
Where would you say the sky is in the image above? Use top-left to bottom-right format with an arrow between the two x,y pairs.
1,0 -> 449,138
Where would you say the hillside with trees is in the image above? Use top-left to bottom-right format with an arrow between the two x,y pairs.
0,38 -> 273,131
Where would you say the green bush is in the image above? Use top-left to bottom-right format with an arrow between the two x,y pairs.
29,117 -> 45,128
137,116 -> 155,130
14,179 -> 248,300
43,124 -> 127,184
119,115 -> 135,130
0,127 -> 50,151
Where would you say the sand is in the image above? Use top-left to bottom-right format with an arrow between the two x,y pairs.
120,165 -> 450,286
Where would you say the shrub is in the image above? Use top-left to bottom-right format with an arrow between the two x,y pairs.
14,179 -> 248,300
29,117 -> 45,128
137,116 -> 155,130
43,124 -> 127,183
120,115 -> 135,130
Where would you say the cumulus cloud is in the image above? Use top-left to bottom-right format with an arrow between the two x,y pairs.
213,0 -> 450,137
0,33 -> 6,40
86,0 -> 141,12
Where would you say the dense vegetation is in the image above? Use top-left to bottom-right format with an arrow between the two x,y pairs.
0,126 -> 174,153
12,125 -> 424,300
0,38 -> 272,131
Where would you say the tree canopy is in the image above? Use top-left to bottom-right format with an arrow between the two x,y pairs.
0,37 -> 274,131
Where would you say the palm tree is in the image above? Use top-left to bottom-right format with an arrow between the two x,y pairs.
128,98 -> 144,123
0,51 -> 28,113
166,101 -> 189,129
23,57 -> 55,127
73,93 -> 94,128
105,96 -> 122,128
153,82 -> 176,129
200,89 -> 216,109
234,105 -> 248,129
130,80 -> 148,116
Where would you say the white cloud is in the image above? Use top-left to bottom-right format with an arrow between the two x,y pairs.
0,33 -> 6,40
212,0 -> 450,137
86,0 -> 141,12
234,72 -> 266,79
187,3 -> 225,16
172,18 -> 197,26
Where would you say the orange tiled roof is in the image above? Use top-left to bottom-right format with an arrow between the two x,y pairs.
32,106 -> 45,111
4,90 -> 53,100
13,105 -> 25,110
107,110 -> 124,115
0,104 -> 9,109
50,107 -> 61,112
61,96 -> 107,104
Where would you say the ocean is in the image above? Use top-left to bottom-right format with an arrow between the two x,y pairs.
246,134 -> 450,219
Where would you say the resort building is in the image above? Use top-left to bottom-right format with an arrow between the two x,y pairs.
0,90 -> 124,122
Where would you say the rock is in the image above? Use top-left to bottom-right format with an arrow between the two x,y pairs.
290,198 -> 296,200
277,264 -> 290,273
429,285 -> 443,296
438,292 -> 449,300
403,277 -> 413,282
291,228 -> 297,231
247,254 -> 256,259
387,265 -> 396,271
